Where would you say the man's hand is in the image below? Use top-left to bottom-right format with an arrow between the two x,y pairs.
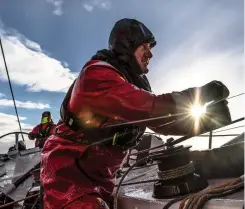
171,80 -> 230,113
200,80 -> 230,103
28,133 -> 39,140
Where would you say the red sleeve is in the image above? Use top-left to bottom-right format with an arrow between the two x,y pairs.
69,66 -> 177,132
28,125 -> 39,140
50,124 -> 57,134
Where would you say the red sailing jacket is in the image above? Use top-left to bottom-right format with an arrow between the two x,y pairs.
40,60 -> 177,209
29,123 -> 56,148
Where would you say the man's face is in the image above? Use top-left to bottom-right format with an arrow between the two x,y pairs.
134,43 -> 153,74
41,113 -> 50,124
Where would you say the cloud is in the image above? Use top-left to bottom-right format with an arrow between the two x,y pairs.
0,99 -> 50,109
149,2 -> 242,102
46,0 -> 63,16
24,39 -> 42,52
0,112 -> 34,152
82,0 -> 111,12
83,4 -> 94,12
0,21 -> 76,92
148,1 -> 243,118
0,93 -> 6,98
0,112 -> 33,135
146,0 -> 244,150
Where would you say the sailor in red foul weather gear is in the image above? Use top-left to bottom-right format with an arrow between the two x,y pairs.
28,111 -> 56,148
40,18 -> 230,209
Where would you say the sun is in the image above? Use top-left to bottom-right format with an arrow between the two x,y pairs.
190,104 -> 206,120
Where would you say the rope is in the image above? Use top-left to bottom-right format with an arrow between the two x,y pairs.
106,92 -> 245,129
179,177 -> 242,209
129,143 -> 166,156
106,112 -> 188,128
0,38 -> 25,142
198,134 -> 239,137
162,195 -> 188,209
113,156 -> 151,209
121,163 -> 158,173
185,182 -> 243,209
158,162 -> 195,180
129,117 -> 244,157
0,193 -> 39,208
115,178 -> 160,187
193,183 -> 243,209
210,92 -> 245,106
213,125 -> 244,133
162,176 -> 244,209
30,195 -> 40,209
20,184 -> 35,209
59,93 -> 244,148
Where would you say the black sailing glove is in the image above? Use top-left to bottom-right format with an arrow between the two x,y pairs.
171,80 -> 230,114
199,80 -> 230,104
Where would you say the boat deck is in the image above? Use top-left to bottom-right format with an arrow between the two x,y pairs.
117,165 -> 244,209
0,146 -> 243,209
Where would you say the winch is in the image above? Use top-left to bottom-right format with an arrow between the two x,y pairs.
128,98 -> 233,198
151,138 -> 209,198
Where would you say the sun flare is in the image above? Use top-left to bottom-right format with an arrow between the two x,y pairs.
190,104 -> 206,120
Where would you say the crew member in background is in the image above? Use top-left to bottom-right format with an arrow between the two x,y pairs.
28,111 -> 56,148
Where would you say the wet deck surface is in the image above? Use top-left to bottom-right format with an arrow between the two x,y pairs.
0,149 -> 243,209
116,165 -> 244,209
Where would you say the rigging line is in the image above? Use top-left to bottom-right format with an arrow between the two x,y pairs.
94,112 -> 192,147
129,117 -> 244,157
106,112 -> 188,128
197,134 -> 240,137
209,92 -> 245,106
0,38 -> 25,141
227,92 -> 245,100
213,125 -> 245,133
106,92 -> 245,128
92,94 -> 244,146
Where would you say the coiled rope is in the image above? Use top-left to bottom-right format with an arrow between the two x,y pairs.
163,175 -> 244,209
158,162 -> 195,180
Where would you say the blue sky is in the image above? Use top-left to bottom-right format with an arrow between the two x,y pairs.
0,0 -> 244,150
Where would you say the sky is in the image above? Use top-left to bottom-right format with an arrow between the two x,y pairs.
0,0 -> 244,151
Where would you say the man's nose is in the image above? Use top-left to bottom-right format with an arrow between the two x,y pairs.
147,50 -> 153,59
